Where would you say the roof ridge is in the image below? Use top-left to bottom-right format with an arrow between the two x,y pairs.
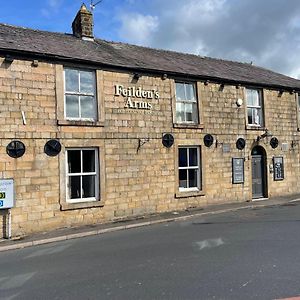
0,22 -> 73,38
95,38 -> 270,70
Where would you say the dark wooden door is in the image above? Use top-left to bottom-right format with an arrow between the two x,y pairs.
252,155 -> 265,198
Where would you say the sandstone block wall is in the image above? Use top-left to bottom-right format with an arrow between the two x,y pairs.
0,57 -> 299,237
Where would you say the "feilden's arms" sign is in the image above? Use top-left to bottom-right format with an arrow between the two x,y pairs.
115,85 -> 160,110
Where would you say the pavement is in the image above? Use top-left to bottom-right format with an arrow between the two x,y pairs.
0,195 -> 299,252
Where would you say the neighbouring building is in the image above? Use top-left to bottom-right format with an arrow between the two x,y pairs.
1,4 -> 300,237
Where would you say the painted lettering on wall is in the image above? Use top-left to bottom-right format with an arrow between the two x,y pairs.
115,85 -> 159,110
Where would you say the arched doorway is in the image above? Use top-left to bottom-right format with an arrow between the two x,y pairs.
251,146 -> 267,199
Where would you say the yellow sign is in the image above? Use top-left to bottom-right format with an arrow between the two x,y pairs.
0,192 -> 6,199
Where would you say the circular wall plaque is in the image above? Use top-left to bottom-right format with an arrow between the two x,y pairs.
44,139 -> 62,156
236,138 -> 246,150
6,140 -> 26,158
162,133 -> 174,148
270,137 -> 279,149
204,134 -> 214,147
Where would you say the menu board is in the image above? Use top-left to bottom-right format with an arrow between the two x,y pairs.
274,157 -> 284,181
232,158 -> 244,184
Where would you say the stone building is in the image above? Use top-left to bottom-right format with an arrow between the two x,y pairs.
1,5 -> 300,237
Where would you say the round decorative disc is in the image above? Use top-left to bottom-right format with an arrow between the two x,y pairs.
236,138 -> 246,150
204,134 -> 214,147
44,139 -> 62,156
162,133 -> 174,148
270,137 -> 279,149
6,140 -> 26,158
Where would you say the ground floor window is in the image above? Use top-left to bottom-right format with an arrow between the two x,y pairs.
66,148 -> 99,203
178,146 -> 201,191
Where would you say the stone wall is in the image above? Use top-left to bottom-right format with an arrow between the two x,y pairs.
0,57 -> 299,237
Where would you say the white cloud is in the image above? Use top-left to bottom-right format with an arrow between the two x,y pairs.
117,0 -> 300,78
119,13 -> 159,45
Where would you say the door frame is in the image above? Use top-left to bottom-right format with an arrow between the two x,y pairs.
251,146 -> 268,200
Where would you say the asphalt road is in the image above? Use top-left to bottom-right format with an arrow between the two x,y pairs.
1,202 -> 300,300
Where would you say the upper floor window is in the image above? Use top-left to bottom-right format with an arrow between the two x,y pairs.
64,68 -> 97,120
246,88 -> 264,127
175,82 -> 199,124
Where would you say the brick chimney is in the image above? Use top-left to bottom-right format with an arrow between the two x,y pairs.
72,4 -> 94,40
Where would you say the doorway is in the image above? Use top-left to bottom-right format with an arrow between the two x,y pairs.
251,146 -> 267,199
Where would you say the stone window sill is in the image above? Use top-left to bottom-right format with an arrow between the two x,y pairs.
173,123 -> 204,129
57,119 -> 104,127
175,190 -> 205,198
246,125 -> 265,131
60,201 -> 104,211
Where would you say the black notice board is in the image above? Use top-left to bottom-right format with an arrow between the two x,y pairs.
273,156 -> 284,181
232,158 -> 244,184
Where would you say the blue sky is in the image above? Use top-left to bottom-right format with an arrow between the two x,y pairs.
1,0 -> 300,78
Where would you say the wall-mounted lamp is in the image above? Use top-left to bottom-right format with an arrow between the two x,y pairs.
162,73 -> 168,80
290,90 -> 295,95
236,98 -> 243,107
204,80 -> 210,86
257,129 -> 273,142
4,55 -> 13,63
278,90 -> 284,97
133,73 -> 141,81
236,84 -> 241,89
32,60 -> 39,67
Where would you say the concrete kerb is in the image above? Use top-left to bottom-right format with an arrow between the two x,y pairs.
0,198 -> 299,253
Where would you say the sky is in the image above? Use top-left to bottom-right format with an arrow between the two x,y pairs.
1,0 -> 300,78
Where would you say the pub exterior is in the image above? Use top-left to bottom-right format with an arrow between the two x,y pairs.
1,5 -> 300,237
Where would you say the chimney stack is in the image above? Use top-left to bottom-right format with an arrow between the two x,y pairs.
72,4 -> 94,40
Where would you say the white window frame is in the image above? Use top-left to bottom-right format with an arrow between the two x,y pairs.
175,82 -> 199,124
64,68 -> 97,121
66,148 -> 99,203
178,146 -> 201,192
246,88 -> 264,127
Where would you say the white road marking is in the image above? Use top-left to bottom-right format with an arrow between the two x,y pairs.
0,272 -> 35,290
196,238 -> 224,250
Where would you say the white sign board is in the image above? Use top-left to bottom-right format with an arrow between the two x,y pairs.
0,179 -> 14,209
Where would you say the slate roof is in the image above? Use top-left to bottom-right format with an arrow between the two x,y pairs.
0,23 -> 299,90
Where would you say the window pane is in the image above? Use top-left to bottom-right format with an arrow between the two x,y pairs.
68,150 -> 81,173
176,83 -> 185,101
179,169 -> 188,188
83,150 -> 95,172
179,148 -> 188,167
185,103 -> 193,122
66,95 -> 79,118
176,102 -> 185,122
65,69 -> 79,92
247,89 -> 260,107
246,89 -> 254,106
254,108 -> 262,125
80,71 -> 94,94
185,83 -> 196,101
192,103 -> 199,123
252,90 -> 260,106
188,169 -> 198,188
68,176 -> 81,199
248,108 -> 253,124
80,96 -> 97,119
189,148 -> 198,166
82,175 -> 95,198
